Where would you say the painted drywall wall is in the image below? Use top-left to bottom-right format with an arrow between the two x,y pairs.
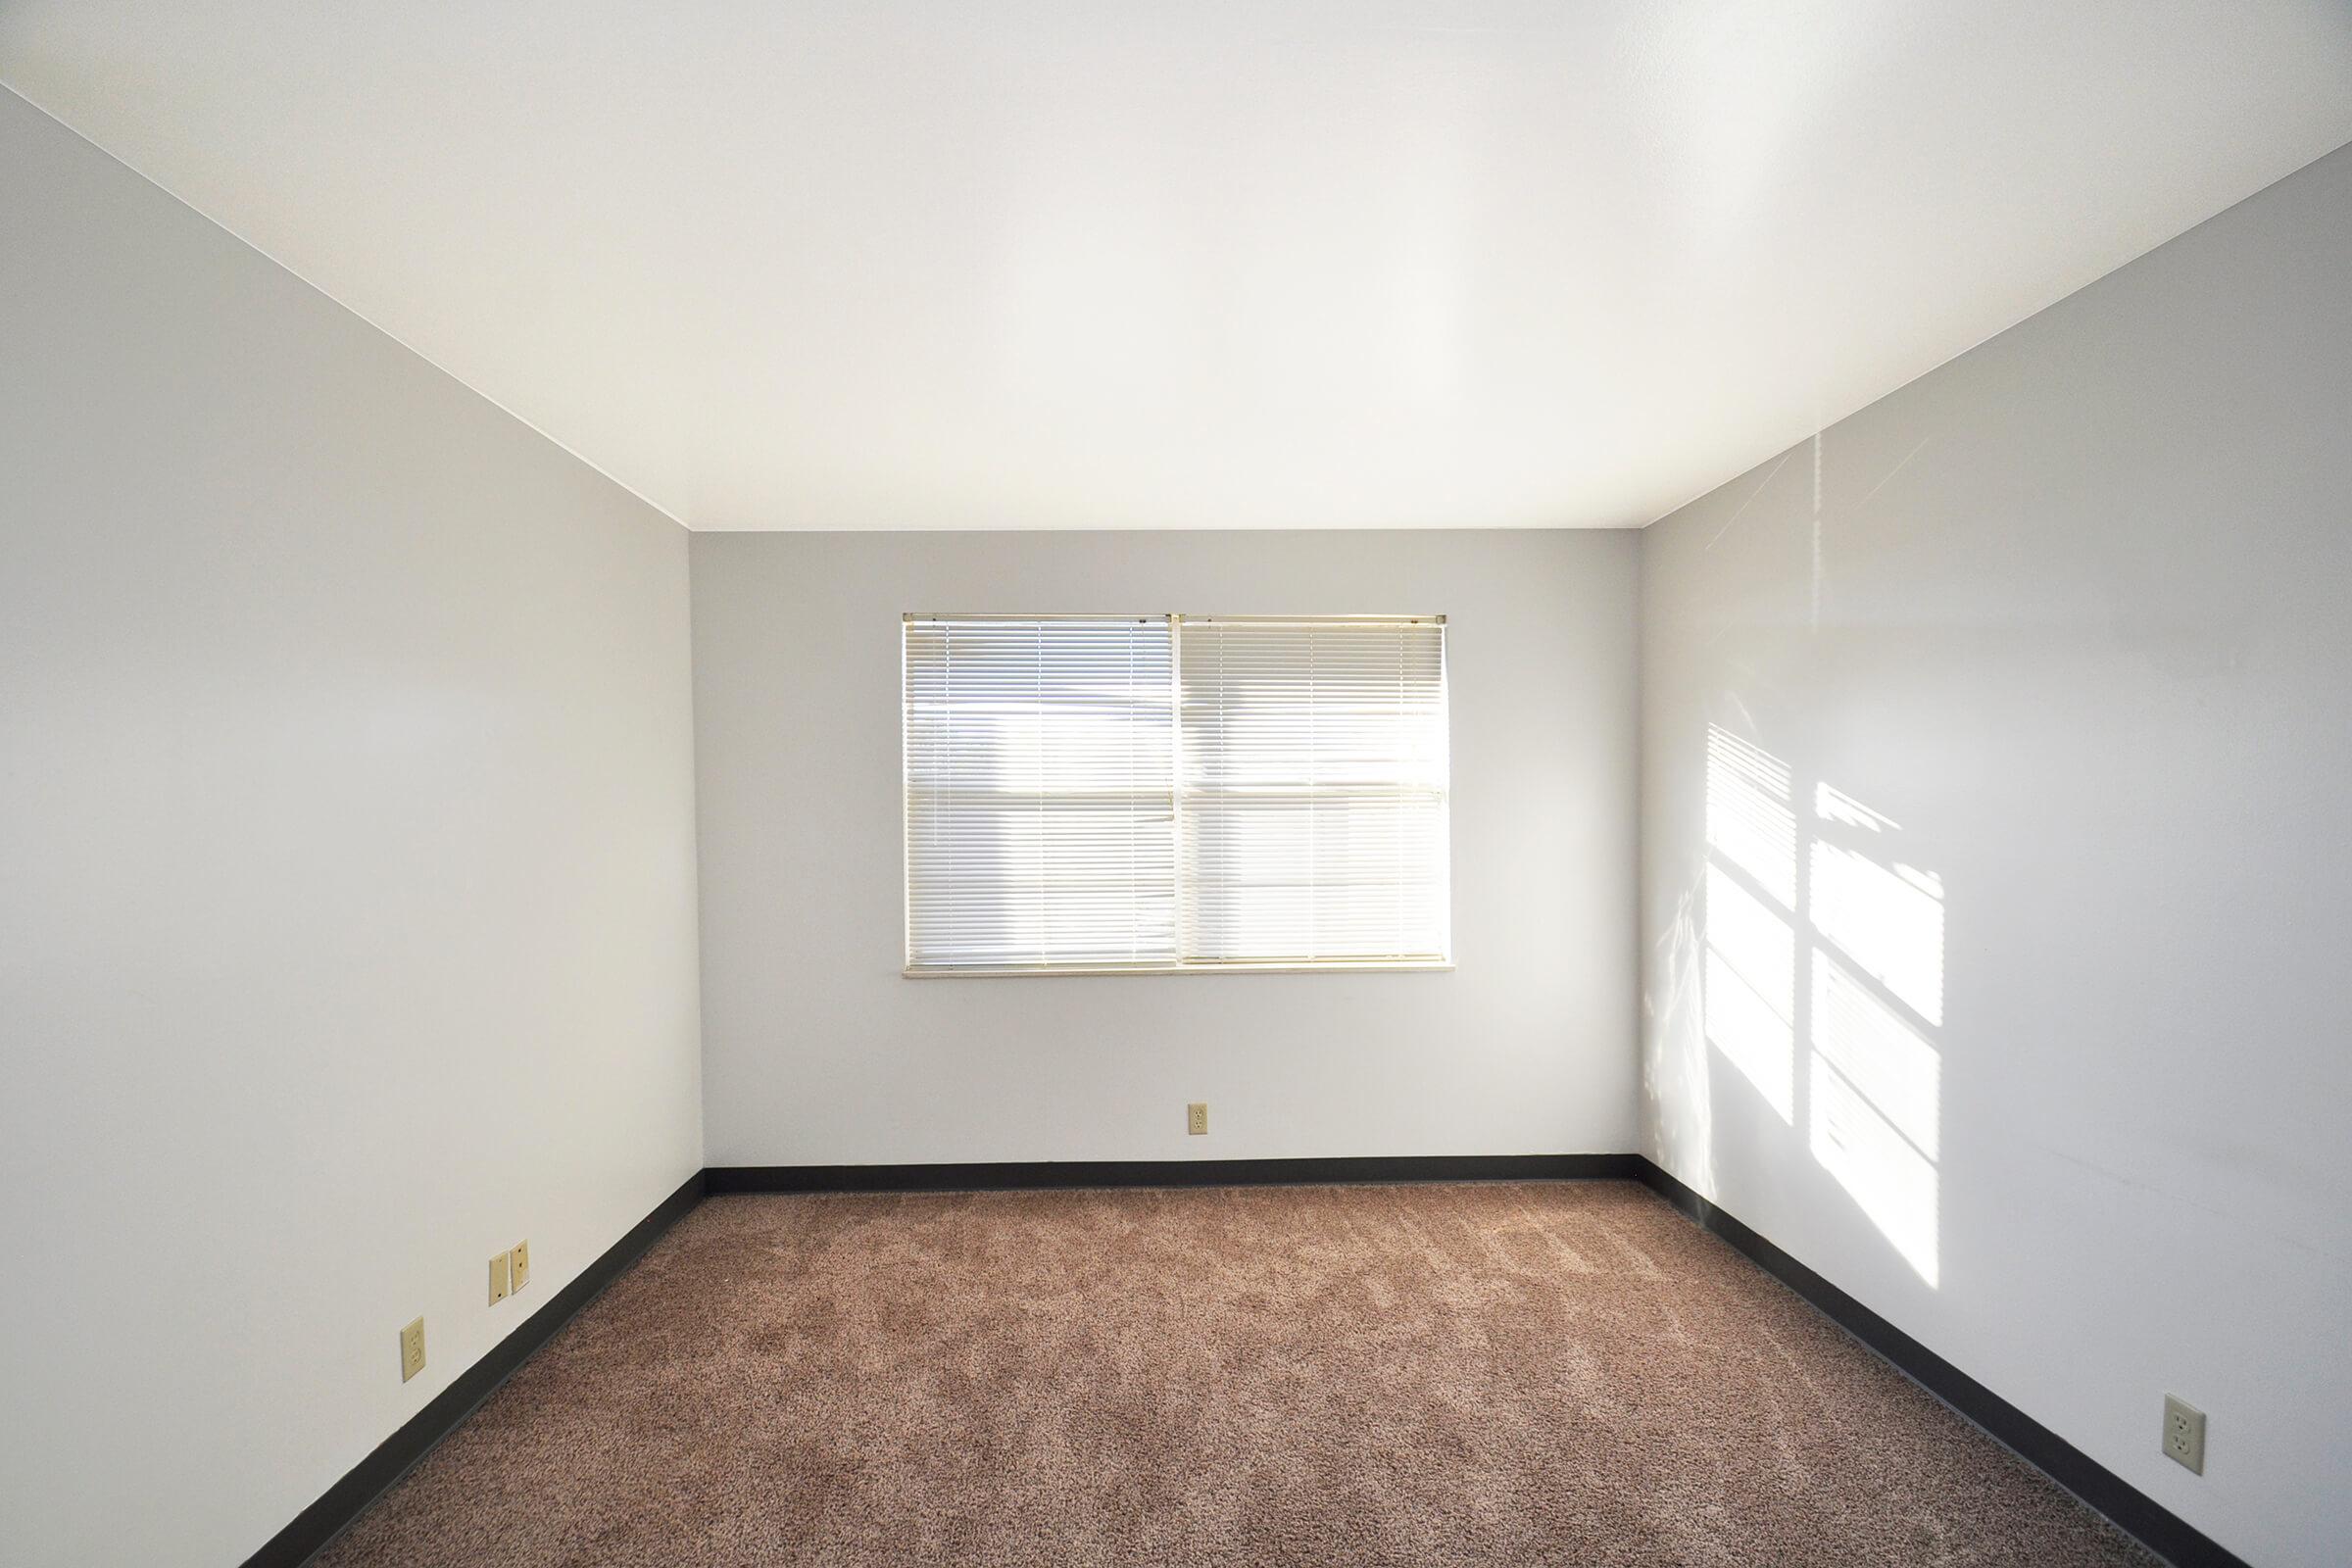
1638,143 -> 2352,1566
693,529 -> 1637,1166
0,93 -> 704,1567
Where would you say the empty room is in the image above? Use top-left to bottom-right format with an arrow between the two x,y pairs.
3,5 -> 2348,1566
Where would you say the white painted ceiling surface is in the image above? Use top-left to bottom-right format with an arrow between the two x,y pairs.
5,3 -> 2349,531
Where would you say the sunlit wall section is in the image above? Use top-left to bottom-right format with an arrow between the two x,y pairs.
1811,783 -> 1944,1025
1702,726 -> 1799,1121
1805,786 -> 1944,1286
1705,726 -> 1796,904
1808,1052 -> 1941,1286
1700,728 -> 1947,1284
1703,865 -> 1796,1121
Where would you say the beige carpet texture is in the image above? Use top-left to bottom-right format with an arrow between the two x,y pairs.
315,1182 -> 2154,1567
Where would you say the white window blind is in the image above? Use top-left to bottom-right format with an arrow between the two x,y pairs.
904,617 -> 1176,971
903,613 -> 1447,974
1178,618 -> 1449,966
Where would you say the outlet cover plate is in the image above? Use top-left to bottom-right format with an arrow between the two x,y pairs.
2163,1394 -> 2206,1474
1187,1102 -> 1208,1136
489,1251 -> 511,1304
511,1239 -> 530,1292
400,1317 -> 426,1383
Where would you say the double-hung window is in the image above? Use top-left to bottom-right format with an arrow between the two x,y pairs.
904,614 -> 1448,974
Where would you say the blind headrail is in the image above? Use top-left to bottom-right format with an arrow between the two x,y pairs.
905,612 -> 1445,625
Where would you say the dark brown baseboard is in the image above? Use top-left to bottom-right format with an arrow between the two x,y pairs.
705,1152 -> 1641,1194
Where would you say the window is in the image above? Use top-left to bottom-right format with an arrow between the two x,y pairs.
904,614 -> 1449,974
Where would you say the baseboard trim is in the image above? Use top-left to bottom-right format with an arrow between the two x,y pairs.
704,1152 -> 1642,1194
1631,1159 -> 2248,1568
240,1169 -> 707,1568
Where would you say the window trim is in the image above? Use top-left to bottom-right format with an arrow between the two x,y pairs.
901,612 -> 1451,978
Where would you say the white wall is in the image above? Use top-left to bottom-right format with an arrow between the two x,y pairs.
1639,144 -> 2352,1567
0,93 -> 704,1567
693,529 -> 1637,1166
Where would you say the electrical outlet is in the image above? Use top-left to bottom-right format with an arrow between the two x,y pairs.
1187,1102 -> 1208,1136
399,1317 -> 426,1383
510,1240 -> 530,1293
2163,1395 -> 2206,1474
489,1250 -> 511,1304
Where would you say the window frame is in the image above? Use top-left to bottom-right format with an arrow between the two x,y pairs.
901,612 -> 1453,978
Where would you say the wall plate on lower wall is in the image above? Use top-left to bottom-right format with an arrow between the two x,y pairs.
2164,1395 -> 2207,1474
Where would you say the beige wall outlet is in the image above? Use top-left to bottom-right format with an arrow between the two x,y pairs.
511,1239 -> 530,1292
1187,1102 -> 1208,1136
2163,1394 -> 2206,1474
489,1250 -> 511,1303
399,1317 -> 426,1383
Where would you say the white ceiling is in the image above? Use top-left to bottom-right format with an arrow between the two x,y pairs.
5,3 -> 2349,531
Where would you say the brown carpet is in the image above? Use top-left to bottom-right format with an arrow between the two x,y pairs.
316,1182 -> 2153,1567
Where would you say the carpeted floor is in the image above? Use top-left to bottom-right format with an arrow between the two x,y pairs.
316,1182 -> 2153,1567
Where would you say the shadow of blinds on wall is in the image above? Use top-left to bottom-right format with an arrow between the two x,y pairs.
1178,617 -> 1450,966
903,616 -> 1177,971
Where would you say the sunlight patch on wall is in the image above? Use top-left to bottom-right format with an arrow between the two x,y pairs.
1706,726 -> 1796,906
1703,726 -> 1799,1121
1809,839 -> 1944,1026
1806,778 -> 1944,1288
1815,780 -> 1896,834
1811,953 -> 1939,1160
1695,724 -> 1947,1288
1703,864 -> 1796,1122
1702,723 -> 1956,1288
1809,1052 -> 1940,1287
